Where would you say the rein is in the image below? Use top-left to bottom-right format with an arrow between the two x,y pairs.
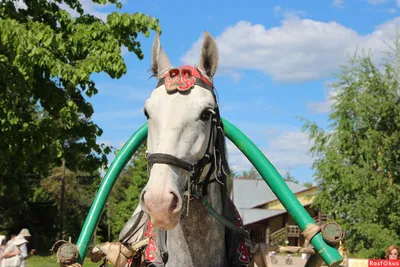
191,191 -> 249,238
146,65 -> 249,239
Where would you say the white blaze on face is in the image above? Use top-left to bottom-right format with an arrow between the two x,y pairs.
140,32 -> 220,230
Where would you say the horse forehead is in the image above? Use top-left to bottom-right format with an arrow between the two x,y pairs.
149,85 -> 215,110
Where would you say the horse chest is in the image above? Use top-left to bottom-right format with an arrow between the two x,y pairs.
165,200 -> 226,267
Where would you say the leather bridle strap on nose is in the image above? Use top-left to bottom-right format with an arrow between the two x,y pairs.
145,110 -> 218,192
146,153 -> 196,173
146,152 -> 215,194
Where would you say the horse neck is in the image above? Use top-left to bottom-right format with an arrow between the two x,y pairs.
165,181 -> 226,267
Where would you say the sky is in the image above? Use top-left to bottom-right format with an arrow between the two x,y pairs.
48,0 -> 400,185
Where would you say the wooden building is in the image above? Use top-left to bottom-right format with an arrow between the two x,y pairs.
232,177 -> 329,247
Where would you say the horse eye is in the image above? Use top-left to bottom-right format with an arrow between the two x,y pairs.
144,109 -> 150,119
200,109 -> 213,121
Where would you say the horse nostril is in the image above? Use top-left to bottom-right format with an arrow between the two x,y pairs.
140,188 -> 181,215
140,190 -> 149,211
169,191 -> 180,213
141,190 -> 146,202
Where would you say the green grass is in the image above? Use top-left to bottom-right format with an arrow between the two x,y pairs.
26,256 -> 100,267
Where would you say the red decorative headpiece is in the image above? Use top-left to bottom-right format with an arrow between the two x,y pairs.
163,65 -> 213,92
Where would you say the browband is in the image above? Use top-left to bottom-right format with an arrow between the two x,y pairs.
156,65 -> 214,92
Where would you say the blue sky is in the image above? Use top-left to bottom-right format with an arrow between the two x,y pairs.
60,0 -> 400,184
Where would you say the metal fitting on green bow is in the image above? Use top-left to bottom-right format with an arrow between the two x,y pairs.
51,240 -> 80,267
321,222 -> 345,245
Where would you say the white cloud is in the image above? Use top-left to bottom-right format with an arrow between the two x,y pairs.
368,0 -> 391,4
59,0 -> 111,21
225,122 -> 314,174
181,16 -> 400,82
283,9 -> 307,20
398,0 -> 400,7
224,121 -> 281,173
272,5 -> 307,20
308,81 -> 339,114
273,5 -> 282,14
226,130 -> 313,177
264,131 -> 313,169
332,0 -> 344,8
381,8 -> 397,14
226,141 -> 252,173
217,69 -> 243,82
13,0 -> 27,10
121,46 -> 129,55
387,8 -> 397,14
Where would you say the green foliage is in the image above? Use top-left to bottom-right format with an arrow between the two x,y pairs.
32,166 -> 101,248
241,167 -> 262,179
301,44 -> 400,257
302,181 -> 313,188
106,142 -> 148,240
0,0 -> 160,247
39,167 -> 101,237
282,171 -> 299,184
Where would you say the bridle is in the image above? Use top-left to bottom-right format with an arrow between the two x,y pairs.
145,65 -> 249,238
146,65 -> 224,197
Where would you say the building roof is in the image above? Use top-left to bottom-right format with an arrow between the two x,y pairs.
232,178 -> 309,209
239,208 -> 286,225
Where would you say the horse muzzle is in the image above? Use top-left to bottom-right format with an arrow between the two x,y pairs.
140,186 -> 182,229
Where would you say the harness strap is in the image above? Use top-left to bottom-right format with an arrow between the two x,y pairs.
191,191 -> 250,239
201,162 -> 215,196
155,229 -> 168,263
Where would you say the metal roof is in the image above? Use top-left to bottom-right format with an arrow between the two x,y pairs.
239,208 -> 286,225
232,179 -> 308,209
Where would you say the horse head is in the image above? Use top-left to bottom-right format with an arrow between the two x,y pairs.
140,32 -> 223,230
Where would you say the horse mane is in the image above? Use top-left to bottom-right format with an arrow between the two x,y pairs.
213,90 -> 231,198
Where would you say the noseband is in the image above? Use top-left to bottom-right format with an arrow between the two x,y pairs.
146,65 -> 224,197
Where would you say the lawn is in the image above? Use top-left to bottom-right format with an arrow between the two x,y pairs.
26,256 -> 100,267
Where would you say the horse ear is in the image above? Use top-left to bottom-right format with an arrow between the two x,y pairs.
198,32 -> 219,81
152,33 -> 173,78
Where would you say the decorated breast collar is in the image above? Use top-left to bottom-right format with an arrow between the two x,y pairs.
156,65 -> 214,92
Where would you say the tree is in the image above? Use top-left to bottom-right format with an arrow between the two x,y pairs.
0,0 -> 160,237
283,171 -> 315,188
282,171 -> 299,184
301,44 -> 400,258
225,168 -> 239,197
241,167 -> 262,179
106,141 -> 148,240
33,165 -> 102,246
302,181 -> 313,188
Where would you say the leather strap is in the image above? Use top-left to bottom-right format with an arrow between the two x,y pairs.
303,223 -> 321,242
147,153 -> 195,173
191,191 -> 250,239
